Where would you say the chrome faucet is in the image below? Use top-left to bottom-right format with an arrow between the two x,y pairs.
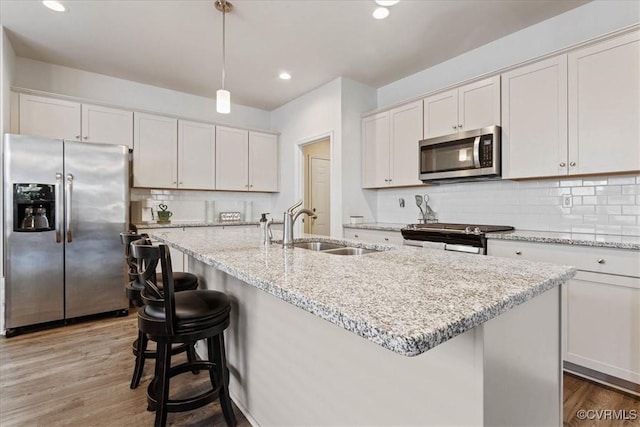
282,200 -> 317,248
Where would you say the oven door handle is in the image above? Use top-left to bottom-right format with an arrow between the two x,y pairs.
444,244 -> 482,255
473,136 -> 481,168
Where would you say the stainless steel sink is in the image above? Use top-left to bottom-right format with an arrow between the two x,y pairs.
292,240 -> 384,255
293,241 -> 344,251
321,247 -> 378,256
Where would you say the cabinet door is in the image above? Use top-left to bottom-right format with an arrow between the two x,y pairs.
501,56 -> 568,179
249,132 -> 279,192
177,120 -> 215,190
216,126 -> 249,191
423,89 -> 457,138
361,112 -> 390,188
19,94 -> 81,141
390,101 -> 423,187
565,272 -> 640,385
133,113 -> 178,188
568,30 -> 640,175
458,76 -> 501,131
81,103 -> 134,148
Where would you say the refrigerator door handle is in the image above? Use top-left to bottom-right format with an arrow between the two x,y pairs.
66,173 -> 74,243
55,173 -> 63,243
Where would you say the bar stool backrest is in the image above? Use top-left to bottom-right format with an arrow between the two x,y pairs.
120,231 -> 149,282
130,238 -> 177,336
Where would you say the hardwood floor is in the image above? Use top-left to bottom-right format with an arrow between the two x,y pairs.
1,313 -> 638,426
0,312 -> 250,427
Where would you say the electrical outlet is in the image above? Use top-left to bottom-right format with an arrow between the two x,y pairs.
562,194 -> 573,208
399,198 -> 405,208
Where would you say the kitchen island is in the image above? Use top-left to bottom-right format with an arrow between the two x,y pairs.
150,227 -> 576,426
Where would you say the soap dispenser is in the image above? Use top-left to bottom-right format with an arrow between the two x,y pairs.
260,213 -> 273,245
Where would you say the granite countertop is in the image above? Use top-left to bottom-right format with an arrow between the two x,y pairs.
136,220 -> 282,229
486,230 -> 640,250
149,227 -> 575,357
342,222 -> 639,250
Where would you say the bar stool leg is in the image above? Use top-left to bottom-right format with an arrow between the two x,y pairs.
209,334 -> 236,426
131,330 -> 148,389
154,342 -> 172,427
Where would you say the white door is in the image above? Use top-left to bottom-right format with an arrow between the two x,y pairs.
423,89 -> 457,138
501,56 -> 568,179
568,30 -> 640,175
361,112 -> 389,188
216,126 -> 249,191
390,101 -> 423,187
178,120 -> 215,190
81,103 -> 134,148
310,157 -> 330,236
249,132 -> 279,192
19,93 -> 81,141
133,112 -> 178,188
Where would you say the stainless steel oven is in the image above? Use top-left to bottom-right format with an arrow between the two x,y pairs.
401,223 -> 514,255
419,125 -> 501,183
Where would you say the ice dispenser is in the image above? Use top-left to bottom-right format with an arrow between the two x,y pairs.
14,183 -> 55,232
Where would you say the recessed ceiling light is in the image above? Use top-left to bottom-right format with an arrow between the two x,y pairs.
376,0 -> 399,6
279,72 -> 292,80
372,7 -> 389,19
42,1 -> 66,12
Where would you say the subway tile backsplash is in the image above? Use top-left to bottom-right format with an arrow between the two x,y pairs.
375,174 -> 640,236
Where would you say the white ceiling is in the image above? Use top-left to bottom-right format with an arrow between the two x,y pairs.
1,0 -> 588,111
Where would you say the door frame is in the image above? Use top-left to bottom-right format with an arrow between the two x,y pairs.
295,131 -> 333,236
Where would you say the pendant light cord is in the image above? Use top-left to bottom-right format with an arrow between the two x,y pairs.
221,0 -> 226,90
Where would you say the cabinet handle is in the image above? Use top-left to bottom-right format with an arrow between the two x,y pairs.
597,258 -> 605,264
384,237 -> 389,241
559,162 -> 566,167
452,125 -> 457,130
515,250 -> 522,255
83,136 -> 88,140
570,161 -> 576,167
458,124 -> 463,129
172,181 -> 177,184
388,178 -> 392,182
354,234 -> 359,238
179,182 -> 183,185
249,184 -> 253,188
75,135 -> 81,140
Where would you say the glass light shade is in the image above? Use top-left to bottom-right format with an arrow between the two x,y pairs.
216,89 -> 231,114
372,7 -> 389,19
376,0 -> 399,6
42,1 -> 66,12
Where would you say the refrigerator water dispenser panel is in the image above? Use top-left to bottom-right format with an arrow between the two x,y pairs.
13,183 -> 55,232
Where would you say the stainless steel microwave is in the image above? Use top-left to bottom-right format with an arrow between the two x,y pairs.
419,125 -> 501,183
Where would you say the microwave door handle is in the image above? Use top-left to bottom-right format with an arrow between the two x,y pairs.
473,136 -> 481,168
55,173 -> 63,243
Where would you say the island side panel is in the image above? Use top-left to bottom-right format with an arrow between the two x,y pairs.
191,258 -> 485,426
482,286 -> 562,427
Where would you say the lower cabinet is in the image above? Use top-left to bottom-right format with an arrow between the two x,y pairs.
488,239 -> 640,390
343,228 -> 404,245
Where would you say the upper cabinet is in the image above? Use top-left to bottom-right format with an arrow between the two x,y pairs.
178,120 -> 216,190
567,31 -> 639,176
216,126 -> 279,192
423,76 -> 501,139
502,56 -> 568,179
362,101 -> 423,188
133,112 -> 178,189
502,30 -> 639,179
18,93 -> 134,148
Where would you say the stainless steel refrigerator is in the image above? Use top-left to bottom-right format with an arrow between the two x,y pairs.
3,133 -> 129,335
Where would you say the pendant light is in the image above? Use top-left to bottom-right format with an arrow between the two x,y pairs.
215,0 -> 233,114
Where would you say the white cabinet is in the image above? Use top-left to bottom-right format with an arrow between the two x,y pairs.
177,120 -> 215,190
488,239 -> 640,388
249,131 -> 279,192
18,93 -> 133,147
343,228 -> 404,245
216,126 -> 279,192
19,94 -> 81,141
133,112 -> 178,189
568,30 -> 640,176
362,101 -> 423,188
81,103 -> 134,148
502,56 -> 568,179
502,30 -> 640,179
423,76 -> 501,139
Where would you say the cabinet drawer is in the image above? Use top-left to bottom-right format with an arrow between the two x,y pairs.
343,228 -> 403,245
488,239 -> 639,277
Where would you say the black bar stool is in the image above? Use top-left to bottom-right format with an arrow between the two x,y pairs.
120,231 -> 199,389
131,239 -> 236,427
